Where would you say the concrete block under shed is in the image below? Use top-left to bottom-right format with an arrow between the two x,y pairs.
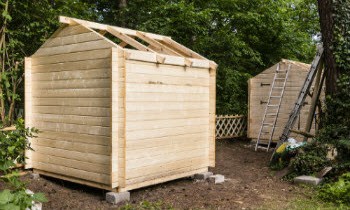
209,174 -> 225,184
294,175 -> 323,186
194,172 -> 213,180
106,191 -> 130,205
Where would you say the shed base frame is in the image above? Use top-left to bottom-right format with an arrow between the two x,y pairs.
33,167 -> 208,192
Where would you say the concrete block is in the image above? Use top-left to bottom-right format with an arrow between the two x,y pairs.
209,174 -> 225,184
106,191 -> 130,205
294,175 -> 323,186
193,172 -> 213,180
30,173 -> 40,179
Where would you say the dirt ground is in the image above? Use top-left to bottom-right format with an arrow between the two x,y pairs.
20,139 -> 309,209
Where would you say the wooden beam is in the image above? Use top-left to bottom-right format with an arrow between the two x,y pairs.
107,26 -> 155,53
59,16 -> 169,41
162,37 -> 204,59
136,31 -> 181,56
118,41 -> 128,48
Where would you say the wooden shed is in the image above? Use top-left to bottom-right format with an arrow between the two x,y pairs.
248,59 -> 317,143
24,16 -> 217,192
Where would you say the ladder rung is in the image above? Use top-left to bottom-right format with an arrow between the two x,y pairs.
266,113 -> 277,116
270,96 -> 282,98
275,78 -> 286,80
267,105 -> 279,107
273,87 -> 284,89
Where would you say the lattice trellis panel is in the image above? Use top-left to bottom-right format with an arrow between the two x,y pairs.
216,115 -> 247,139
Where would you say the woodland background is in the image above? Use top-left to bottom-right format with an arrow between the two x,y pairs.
1,0 -> 319,118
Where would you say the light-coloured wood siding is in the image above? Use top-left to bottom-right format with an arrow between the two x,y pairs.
28,24 -> 115,185
124,60 -> 210,187
248,61 -> 315,142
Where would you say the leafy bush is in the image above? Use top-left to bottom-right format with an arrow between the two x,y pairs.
290,142 -> 330,176
318,172 -> 350,205
0,118 -> 47,210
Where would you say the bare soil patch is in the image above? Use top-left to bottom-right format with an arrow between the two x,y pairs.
13,139 -> 308,209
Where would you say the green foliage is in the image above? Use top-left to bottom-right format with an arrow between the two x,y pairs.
290,142 -> 329,176
0,119 -> 46,210
120,201 -> 173,210
318,172 -> 350,205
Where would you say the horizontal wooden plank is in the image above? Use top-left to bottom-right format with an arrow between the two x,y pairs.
126,138 -> 208,160
126,132 -> 208,150
32,114 -> 110,127
125,109 -> 208,121
55,25 -> 91,37
32,106 -> 110,117
32,68 -> 111,81
31,144 -> 110,165
37,131 -> 110,146
126,92 -> 208,102
125,72 -> 209,87
35,39 -> 112,57
126,156 -> 208,182
126,147 -> 208,170
32,88 -> 110,98
41,32 -> 103,48
126,124 -> 208,141
32,138 -> 110,155
32,78 -> 110,90
31,153 -> 109,174
32,161 -> 110,184
126,83 -> 209,94
32,49 -> 111,66
126,117 -> 208,131
32,121 -> 110,136
125,101 -> 209,112
32,98 -> 110,108
32,59 -> 110,73
125,60 -> 209,79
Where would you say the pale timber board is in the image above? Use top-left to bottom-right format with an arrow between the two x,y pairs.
31,138 -> 110,155
31,144 -> 110,165
111,47 -> 119,187
126,157 -> 208,183
125,101 -> 209,112
40,31 -> 102,48
126,117 -> 208,132
31,153 -> 109,174
31,49 -> 111,66
32,161 -> 110,184
32,88 -> 110,98
32,98 -> 110,108
120,167 -> 207,192
126,122 -> 208,141
25,57 -> 33,169
126,83 -> 209,94
35,39 -> 112,57
32,59 -> 110,73
126,138 -> 208,161
126,147 -> 208,170
32,68 -> 111,81
126,132 -> 208,150
34,169 -> 113,191
126,92 -> 209,102
32,114 -> 109,127
32,121 -> 110,136
125,72 -> 209,87
32,106 -> 110,117
125,109 -> 208,121
32,78 -> 110,90
38,131 -> 110,146
125,60 -> 209,79
209,68 -> 216,167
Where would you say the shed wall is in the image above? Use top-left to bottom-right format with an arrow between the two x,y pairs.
248,62 -> 315,142
27,25 -> 115,185
122,60 -> 210,190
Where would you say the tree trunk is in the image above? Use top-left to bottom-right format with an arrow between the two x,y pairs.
317,0 -> 339,96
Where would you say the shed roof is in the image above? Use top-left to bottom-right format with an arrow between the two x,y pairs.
254,59 -> 310,77
34,16 -> 217,70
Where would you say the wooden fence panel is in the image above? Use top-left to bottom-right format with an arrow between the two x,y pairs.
216,115 -> 247,139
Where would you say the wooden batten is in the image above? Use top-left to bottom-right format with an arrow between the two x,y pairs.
24,57 -> 33,169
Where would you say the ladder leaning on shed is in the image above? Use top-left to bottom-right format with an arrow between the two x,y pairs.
255,62 -> 291,151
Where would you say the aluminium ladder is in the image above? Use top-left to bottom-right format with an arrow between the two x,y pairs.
255,62 -> 291,152
273,45 -> 324,154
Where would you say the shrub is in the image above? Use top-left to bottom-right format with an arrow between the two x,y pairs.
318,172 -> 350,205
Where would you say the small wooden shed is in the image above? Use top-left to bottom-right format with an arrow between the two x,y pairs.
248,59 -> 316,143
25,16 -> 217,192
